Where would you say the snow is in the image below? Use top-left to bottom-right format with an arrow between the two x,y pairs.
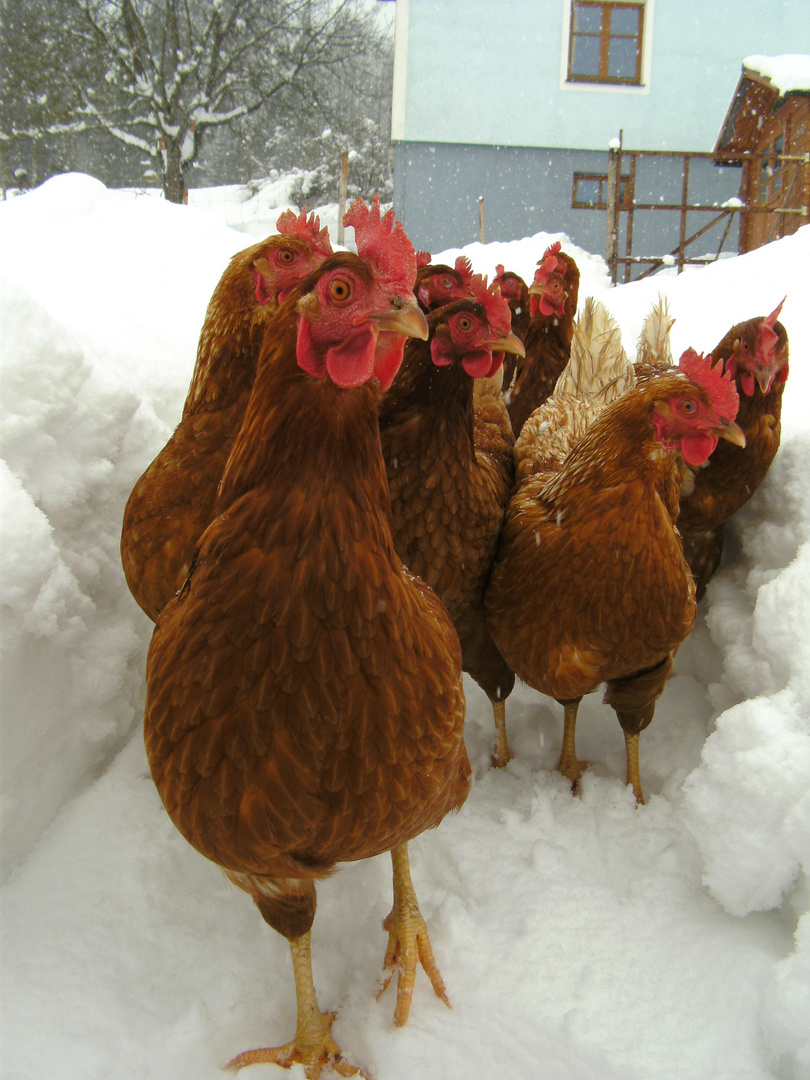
1,173 -> 809,1080
743,54 -> 810,94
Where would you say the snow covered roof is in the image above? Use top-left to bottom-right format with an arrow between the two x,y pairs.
742,54 -> 810,95
714,55 -> 810,162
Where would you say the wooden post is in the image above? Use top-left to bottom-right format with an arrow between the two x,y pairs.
478,196 -> 485,242
337,151 -> 349,245
606,133 -> 622,284
678,154 -> 690,273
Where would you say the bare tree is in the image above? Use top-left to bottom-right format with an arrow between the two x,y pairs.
0,0 -> 92,189
2,0 -> 389,202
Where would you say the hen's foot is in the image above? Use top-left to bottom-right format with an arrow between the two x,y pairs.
226,931 -> 369,1078
225,1013 -> 368,1079
490,699 -> 511,768
377,844 -> 450,1026
557,752 -> 590,791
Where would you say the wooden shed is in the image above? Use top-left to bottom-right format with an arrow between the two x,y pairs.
714,58 -> 810,253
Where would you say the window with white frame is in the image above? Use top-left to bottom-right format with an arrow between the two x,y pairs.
567,1 -> 645,85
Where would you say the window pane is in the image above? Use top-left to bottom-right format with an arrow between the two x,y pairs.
577,178 -> 602,205
774,134 -> 784,171
572,35 -> 601,77
610,6 -> 640,35
573,4 -> 603,33
608,36 -> 637,79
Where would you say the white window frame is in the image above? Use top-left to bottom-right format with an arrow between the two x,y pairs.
560,0 -> 653,95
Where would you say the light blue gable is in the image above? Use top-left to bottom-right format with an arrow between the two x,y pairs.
394,0 -> 810,152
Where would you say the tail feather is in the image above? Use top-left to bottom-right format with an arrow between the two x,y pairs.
515,298 -> 633,481
555,297 -> 635,404
635,294 -> 675,376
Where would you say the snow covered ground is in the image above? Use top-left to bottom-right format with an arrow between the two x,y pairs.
1,173 -> 808,1080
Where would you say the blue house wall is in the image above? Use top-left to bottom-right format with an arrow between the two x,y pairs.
391,0 -> 810,265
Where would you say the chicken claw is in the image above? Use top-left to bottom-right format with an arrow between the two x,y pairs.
226,933 -> 370,1079
377,844 -> 450,1026
225,1014 -> 366,1078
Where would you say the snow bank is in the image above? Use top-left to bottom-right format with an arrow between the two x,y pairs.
1,174 -> 809,1080
0,174 -> 251,874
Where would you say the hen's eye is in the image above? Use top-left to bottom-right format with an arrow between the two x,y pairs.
679,399 -> 698,415
456,315 -> 474,333
439,276 -> 454,289
278,249 -> 295,264
329,278 -> 352,302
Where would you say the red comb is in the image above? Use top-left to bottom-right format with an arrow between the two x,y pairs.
535,241 -> 562,284
343,194 -> 417,288
765,296 -> 786,328
455,255 -> 474,282
275,208 -> 333,258
679,347 -> 740,419
757,324 -> 779,365
416,250 -> 432,268
756,296 -> 786,362
494,263 -> 506,279
468,274 -> 512,338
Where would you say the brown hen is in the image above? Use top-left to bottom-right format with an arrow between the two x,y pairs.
487,305 -> 745,803
414,253 -> 475,312
505,241 -> 580,436
678,299 -> 789,597
144,197 -> 469,1079
492,264 -> 530,390
121,209 -> 332,621
378,276 -> 524,767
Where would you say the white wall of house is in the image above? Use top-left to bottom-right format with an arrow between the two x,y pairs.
393,0 -> 810,153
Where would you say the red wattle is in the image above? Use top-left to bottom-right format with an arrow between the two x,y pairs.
296,316 -> 327,379
462,350 -> 494,378
430,338 -> 454,367
325,325 -> 377,388
487,353 -> 505,378
374,333 -> 407,391
681,433 -> 718,467
741,372 -> 756,397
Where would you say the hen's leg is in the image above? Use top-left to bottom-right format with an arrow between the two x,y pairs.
605,655 -> 672,806
623,731 -> 644,805
490,698 -> 510,768
556,696 -> 588,789
377,843 -> 450,1026
226,931 -> 367,1079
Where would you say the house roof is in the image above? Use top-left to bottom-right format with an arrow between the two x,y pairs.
714,55 -> 810,164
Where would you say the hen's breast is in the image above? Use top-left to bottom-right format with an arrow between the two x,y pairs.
487,474 -> 695,702
145,485 -> 469,881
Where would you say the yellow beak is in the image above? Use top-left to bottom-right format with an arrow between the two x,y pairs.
718,419 -> 746,448
370,300 -> 429,341
484,331 -> 525,357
